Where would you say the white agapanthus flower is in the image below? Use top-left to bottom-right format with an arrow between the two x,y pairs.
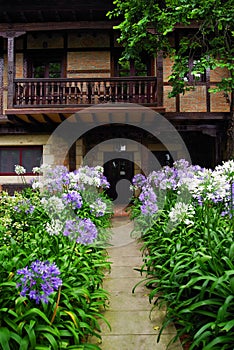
41,196 -> 65,214
214,160 -> 234,180
169,202 -> 195,226
32,166 -> 43,174
45,219 -> 64,236
15,164 -> 26,175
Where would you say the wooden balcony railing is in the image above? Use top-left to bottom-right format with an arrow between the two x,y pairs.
13,77 -> 158,107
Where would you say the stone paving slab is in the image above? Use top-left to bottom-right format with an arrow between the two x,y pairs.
108,255 -> 144,267
104,276 -> 147,293
107,290 -> 152,311
90,217 -> 183,350
109,265 -> 144,278
97,310 -> 177,335
94,334 -> 182,350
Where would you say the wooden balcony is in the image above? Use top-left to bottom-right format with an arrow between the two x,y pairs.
13,77 -> 158,107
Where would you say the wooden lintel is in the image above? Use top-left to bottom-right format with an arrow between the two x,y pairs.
0,21 -> 119,32
165,112 -> 229,120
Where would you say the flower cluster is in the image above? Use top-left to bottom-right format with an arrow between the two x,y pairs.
62,191 -> 83,210
134,159 -> 234,219
71,166 -> 110,190
15,164 -> 26,175
132,173 -> 147,189
33,165 -> 109,193
17,260 -> 62,304
63,217 -> 98,245
32,164 -> 111,245
139,185 -> 158,216
41,196 -> 65,214
169,202 -> 195,225
90,198 -> 107,217
14,199 -> 35,215
45,219 -> 64,236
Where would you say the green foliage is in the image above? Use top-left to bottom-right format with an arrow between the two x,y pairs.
108,0 -> 234,98
130,194 -> 234,349
0,186 -> 112,349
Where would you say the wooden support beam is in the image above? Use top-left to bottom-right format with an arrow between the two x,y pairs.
165,112 -> 229,120
0,21 -> 119,32
42,113 -> 58,126
156,52 -> 163,107
59,113 -> 66,122
0,31 -> 25,109
7,114 -> 29,126
27,115 -> 41,126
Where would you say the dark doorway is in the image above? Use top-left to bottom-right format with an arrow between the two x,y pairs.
104,152 -> 134,203
180,132 -> 216,168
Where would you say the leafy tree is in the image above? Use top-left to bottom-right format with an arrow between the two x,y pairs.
108,0 -> 234,158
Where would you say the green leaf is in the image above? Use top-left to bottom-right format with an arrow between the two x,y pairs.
203,335 -> 234,349
0,327 -> 11,350
35,325 -> 60,337
220,319 -> 234,332
193,322 -> 216,340
24,320 -> 36,348
19,336 -> 29,350
42,333 -> 58,350
16,308 -> 51,325
217,295 -> 234,322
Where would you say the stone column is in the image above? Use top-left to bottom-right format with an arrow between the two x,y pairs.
76,139 -> 84,168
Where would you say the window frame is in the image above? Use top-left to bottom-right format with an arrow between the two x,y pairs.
26,50 -> 66,78
185,58 -> 207,84
0,146 -> 42,175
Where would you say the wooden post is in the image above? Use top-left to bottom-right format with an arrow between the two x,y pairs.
156,51 -> 163,107
0,45 -> 4,116
0,31 -> 25,108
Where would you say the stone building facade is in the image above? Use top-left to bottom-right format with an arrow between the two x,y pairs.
0,0 -> 230,197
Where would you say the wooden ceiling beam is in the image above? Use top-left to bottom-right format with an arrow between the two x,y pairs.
0,21 -> 119,32
59,113 -> 66,122
42,114 -> 58,126
7,114 -> 29,127
27,115 -> 42,126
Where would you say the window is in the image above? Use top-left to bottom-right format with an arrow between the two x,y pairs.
33,61 -> 62,78
0,147 -> 42,175
27,52 -> 64,78
113,51 -> 152,77
185,58 -> 206,83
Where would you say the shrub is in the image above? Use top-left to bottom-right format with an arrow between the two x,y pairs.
0,165 -> 113,349
130,160 -> 234,349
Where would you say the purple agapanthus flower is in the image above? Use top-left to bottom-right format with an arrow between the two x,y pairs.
14,199 -> 35,214
62,190 -> 83,210
132,173 -> 147,189
139,185 -> 158,216
90,198 -> 107,217
16,260 -> 62,304
63,217 -> 98,245
43,166 -> 70,193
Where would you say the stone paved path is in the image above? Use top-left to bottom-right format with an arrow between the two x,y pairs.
91,216 -> 183,350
